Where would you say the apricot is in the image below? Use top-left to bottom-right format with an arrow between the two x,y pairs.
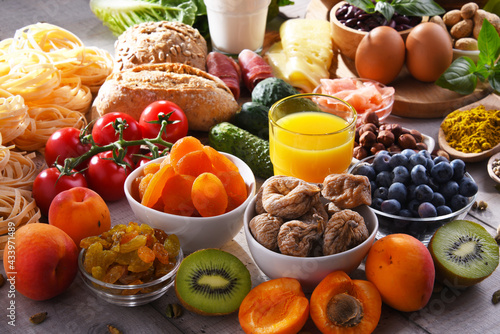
48,187 -> 111,248
364,234 -> 435,312
3,223 -> 78,301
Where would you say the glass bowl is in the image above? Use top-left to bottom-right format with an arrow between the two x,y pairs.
349,154 -> 477,245
313,77 -> 394,124
78,247 -> 183,307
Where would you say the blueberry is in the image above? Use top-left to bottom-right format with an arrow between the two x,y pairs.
381,199 -> 401,215
408,199 -> 421,216
415,184 -> 434,202
431,192 -> 446,207
428,177 -> 441,192
409,153 -> 427,168
372,197 -> 383,210
436,205 -> 452,216
450,159 -> 466,181
450,194 -> 469,211
373,153 -> 392,173
417,150 -> 432,160
440,180 -> 459,200
388,182 -> 407,203
370,181 -> 377,195
425,157 -> 435,171
399,208 -> 414,217
458,177 -> 478,197
431,161 -> 454,183
407,183 -> 417,200
392,165 -> 410,184
376,171 -> 392,188
411,164 -> 428,185
418,202 -> 437,218
389,153 -> 409,169
355,164 -> 376,181
373,186 -> 389,200
433,155 -> 449,164
401,148 -> 416,159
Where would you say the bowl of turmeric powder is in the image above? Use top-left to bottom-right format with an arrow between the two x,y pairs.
438,104 -> 500,162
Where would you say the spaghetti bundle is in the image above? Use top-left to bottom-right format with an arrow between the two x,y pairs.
0,22 -> 114,149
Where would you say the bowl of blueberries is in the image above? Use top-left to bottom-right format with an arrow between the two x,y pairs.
349,149 -> 478,245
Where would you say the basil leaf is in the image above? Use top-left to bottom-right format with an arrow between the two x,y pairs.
435,57 -> 478,95
375,1 -> 395,21
345,0 -> 376,14
478,19 -> 500,67
392,0 -> 444,17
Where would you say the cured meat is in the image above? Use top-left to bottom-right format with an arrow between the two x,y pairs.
238,49 -> 273,92
206,51 -> 241,99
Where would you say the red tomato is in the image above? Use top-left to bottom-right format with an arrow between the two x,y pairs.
86,151 -> 134,202
92,112 -> 142,155
45,127 -> 91,170
32,167 -> 88,217
139,101 -> 189,146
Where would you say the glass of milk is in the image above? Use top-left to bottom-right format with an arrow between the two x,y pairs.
204,0 -> 271,56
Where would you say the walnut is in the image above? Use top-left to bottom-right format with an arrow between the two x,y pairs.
249,213 -> 284,251
323,209 -> 370,256
377,130 -> 395,147
278,217 -> 323,257
321,174 -> 371,209
261,175 -> 321,219
359,131 -> 377,148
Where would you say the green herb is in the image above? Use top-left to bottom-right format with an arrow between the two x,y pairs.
345,0 -> 444,22
436,19 -> 500,95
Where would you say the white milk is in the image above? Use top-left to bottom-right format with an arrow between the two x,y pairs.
204,0 -> 271,55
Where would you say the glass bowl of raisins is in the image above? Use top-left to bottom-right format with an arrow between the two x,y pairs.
349,150 -> 478,245
78,222 -> 183,307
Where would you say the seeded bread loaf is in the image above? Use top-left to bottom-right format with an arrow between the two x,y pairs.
91,63 -> 239,132
114,21 -> 208,72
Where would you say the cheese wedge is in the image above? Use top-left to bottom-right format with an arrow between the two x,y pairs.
266,19 -> 333,92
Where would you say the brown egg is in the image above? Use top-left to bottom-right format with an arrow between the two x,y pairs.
405,22 -> 453,82
355,26 -> 406,85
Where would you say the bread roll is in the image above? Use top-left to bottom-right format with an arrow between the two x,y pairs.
114,21 -> 208,72
91,63 -> 239,132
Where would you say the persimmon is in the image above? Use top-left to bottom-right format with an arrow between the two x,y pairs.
141,164 -> 175,208
175,149 -> 213,177
161,173 -> 196,216
169,136 -> 204,166
191,172 -> 228,217
238,277 -> 309,334
310,271 -> 382,334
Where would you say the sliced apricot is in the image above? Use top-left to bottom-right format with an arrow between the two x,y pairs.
309,271 -> 382,334
238,277 -> 309,334
161,173 -> 196,216
215,170 -> 248,212
203,145 -> 239,172
141,164 -> 175,208
138,173 -> 154,201
169,136 -> 204,166
191,172 -> 228,217
175,150 -> 213,177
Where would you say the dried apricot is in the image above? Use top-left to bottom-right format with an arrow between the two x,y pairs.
161,173 -> 196,216
203,145 -> 238,172
141,164 -> 175,208
138,173 -> 154,201
216,170 -> 248,212
169,136 -> 204,166
143,162 -> 161,175
175,150 -> 213,177
191,173 -> 228,217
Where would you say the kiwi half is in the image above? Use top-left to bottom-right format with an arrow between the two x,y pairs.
174,248 -> 251,316
429,220 -> 499,288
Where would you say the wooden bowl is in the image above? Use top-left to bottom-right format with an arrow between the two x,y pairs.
435,0 -> 488,11
330,1 -> 426,60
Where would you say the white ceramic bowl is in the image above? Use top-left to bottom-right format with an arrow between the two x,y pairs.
453,48 -> 480,63
124,153 -> 256,254
244,197 -> 378,292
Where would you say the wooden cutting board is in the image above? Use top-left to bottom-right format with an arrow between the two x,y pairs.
304,0 -> 494,119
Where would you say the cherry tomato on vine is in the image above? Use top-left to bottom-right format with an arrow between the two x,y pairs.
139,100 -> 189,146
92,112 -> 143,155
44,127 -> 91,170
32,167 -> 88,217
86,151 -> 134,202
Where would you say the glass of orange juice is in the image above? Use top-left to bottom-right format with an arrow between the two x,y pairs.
269,93 -> 357,183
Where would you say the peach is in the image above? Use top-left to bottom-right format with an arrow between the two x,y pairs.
364,233 -> 435,312
3,223 -> 78,301
49,187 -> 111,248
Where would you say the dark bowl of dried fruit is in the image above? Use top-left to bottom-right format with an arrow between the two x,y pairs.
78,222 -> 183,307
349,149 -> 478,245
330,1 -> 427,59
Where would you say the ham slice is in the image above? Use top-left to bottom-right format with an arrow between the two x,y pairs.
238,49 -> 273,92
206,51 -> 241,99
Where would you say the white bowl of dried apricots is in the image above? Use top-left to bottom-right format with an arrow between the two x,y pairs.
243,174 -> 378,292
124,136 -> 257,254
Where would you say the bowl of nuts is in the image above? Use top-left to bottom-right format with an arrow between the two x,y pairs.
349,150 -> 477,245
243,174 -> 378,292
487,152 -> 500,184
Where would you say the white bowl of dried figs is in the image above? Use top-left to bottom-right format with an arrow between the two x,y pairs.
243,175 -> 378,292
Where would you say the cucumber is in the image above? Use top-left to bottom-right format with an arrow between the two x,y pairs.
233,102 -> 269,140
251,77 -> 299,108
209,122 -> 274,179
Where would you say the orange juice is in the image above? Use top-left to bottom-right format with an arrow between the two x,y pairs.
269,111 -> 355,183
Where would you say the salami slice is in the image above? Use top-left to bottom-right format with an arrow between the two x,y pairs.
206,51 -> 241,99
238,49 -> 273,92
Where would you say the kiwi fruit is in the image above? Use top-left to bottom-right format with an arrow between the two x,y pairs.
174,248 -> 251,316
428,220 -> 499,288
